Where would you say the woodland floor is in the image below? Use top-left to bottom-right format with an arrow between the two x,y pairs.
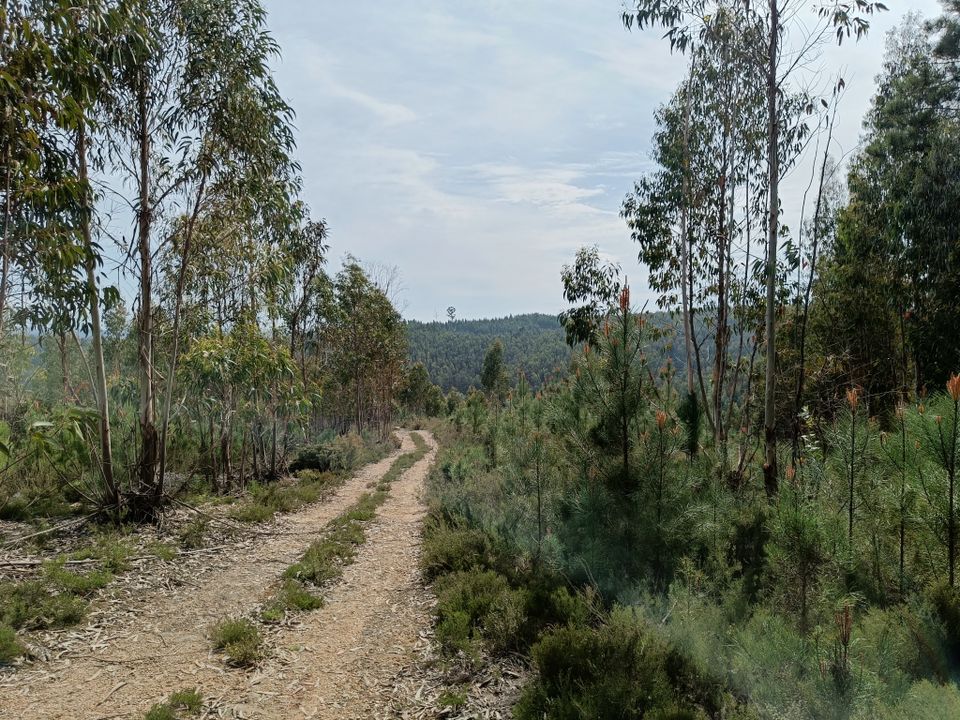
0,430 -> 519,719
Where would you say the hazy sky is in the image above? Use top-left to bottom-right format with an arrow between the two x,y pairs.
263,1 -> 942,321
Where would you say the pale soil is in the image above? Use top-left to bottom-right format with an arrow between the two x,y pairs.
0,430 -> 437,720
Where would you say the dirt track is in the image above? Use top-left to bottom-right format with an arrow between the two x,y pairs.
0,430 -> 436,720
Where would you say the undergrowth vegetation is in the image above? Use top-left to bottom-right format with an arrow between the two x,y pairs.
422,297 -> 960,719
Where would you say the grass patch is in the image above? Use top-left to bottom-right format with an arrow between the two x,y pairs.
68,533 -> 135,572
0,624 -> 25,665
210,617 -> 262,667
144,687 -> 203,719
43,559 -> 112,596
147,540 -> 178,561
228,502 -> 274,523
0,579 -> 87,630
438,689 -> 468,709
261,579 -> 324,622
0,556 -> 124,631
0,493 -> 78,522
284,534 -> 357,586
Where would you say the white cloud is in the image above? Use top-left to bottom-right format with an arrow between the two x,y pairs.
320,79 -> 418,126
262,0 -> 939,320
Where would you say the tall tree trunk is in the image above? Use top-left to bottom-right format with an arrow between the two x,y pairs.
57,331 -> 71,400
136,70 -> 159,509
270,416 -> 277,479
251,426 -> 260,482
714,165 -> 729,447
950,401 -> 958,587
763,0 -> 781,497
680,83 -> 695,399
78,122 -> 119,511
158,172 -> 207,491
792,111 -> 835,463
0,147 -> 11,337
220,426 -> 232,487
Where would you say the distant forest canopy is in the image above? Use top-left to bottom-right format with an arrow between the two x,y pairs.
406,311 -> 702,392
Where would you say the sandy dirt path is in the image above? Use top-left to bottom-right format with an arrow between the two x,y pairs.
212,430 -> 438,719
0,430 -> 434,720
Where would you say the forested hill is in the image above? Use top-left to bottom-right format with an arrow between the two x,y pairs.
406,314 -> 572,392
406,311 -> 690,392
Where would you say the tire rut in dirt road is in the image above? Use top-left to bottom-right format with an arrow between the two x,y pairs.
0,432 -> 419,720
207,431 -> 438,719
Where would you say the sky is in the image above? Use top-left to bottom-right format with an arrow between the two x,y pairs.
263,0 -> 942,321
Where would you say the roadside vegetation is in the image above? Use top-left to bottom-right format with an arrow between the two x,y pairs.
406,3 -> 960,717
422,294 -> 960,717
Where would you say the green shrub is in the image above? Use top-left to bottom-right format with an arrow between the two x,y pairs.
436,609 -> 474,656
229,471 -> 343,522
514,581 -> 594,648
434,569 -> 515,655
178,517 -> 209,549
289,445 -> 334,473
927,582 -> 960,666
515,607 -> 705,720
296,469 -> 337,485
327,432 -> 367,472
210,617 -> 262,667
0,624 -> 25,665
421,518 -> 492,581
144,687 -> 202,719
421,511 -> 517,582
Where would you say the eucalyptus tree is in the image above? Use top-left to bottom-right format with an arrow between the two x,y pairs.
52,0 -> 141,512
324,260 -> 406,436
98,0 -> 300,511
0,1 -> 140,511
154,0 -> 300,498
558,245 -> 622,347
623,0 -> 884,495
623,6 -> 767,454
0,2 -> 96,336
285,218 -> 330,382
